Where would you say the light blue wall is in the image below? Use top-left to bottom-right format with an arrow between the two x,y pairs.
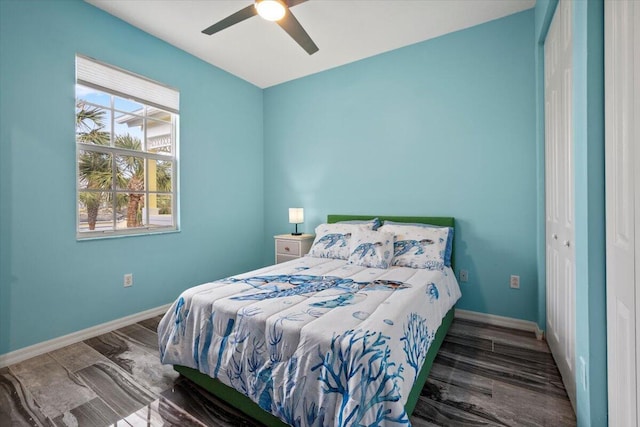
0,0 -> 264,354
572,2 -> 607,425
534,0 -> 607,425
263,10 -> 538,321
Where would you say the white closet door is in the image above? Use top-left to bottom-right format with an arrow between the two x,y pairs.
605,1 -> 638,425
545,0 -> 576,409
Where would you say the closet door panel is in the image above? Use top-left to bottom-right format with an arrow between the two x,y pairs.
605,1 -> 638,425
545,0 -> 576,409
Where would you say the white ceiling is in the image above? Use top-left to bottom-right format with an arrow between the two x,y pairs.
85,0 -> 535,88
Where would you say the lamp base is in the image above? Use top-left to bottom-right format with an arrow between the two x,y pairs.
291,223 -> 302,236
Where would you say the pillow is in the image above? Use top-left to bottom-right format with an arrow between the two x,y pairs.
335,218 -> 381,230
308,223 -> 368,260
347,230 -> 394,269
379,223 -> 452,270
381,221 -> 454,267
382,220 -> 443,228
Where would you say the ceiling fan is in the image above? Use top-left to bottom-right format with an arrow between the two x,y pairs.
202,0 -> 319,55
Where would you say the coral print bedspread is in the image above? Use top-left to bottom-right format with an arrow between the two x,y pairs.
158,256 -> 461,427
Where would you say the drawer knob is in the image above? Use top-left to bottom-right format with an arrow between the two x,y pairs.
284,246 -> 290,252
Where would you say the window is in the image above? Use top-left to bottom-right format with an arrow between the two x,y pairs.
75,55 -> 179,238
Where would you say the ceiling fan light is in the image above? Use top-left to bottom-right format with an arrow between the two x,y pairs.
255,0 -> 286,21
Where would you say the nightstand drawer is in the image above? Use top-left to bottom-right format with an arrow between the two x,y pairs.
276,240 -> 301,256
276,254 -> 299,264
273,234 -> 315,264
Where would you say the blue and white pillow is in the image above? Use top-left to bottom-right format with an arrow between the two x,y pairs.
347,230 -> 394,269
379,223 -> 453,270
382,221 -> 454,267
336,218 -> 381,230
308,223 -> 369,260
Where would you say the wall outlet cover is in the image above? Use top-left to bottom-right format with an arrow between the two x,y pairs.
580,356 -> 587,390
460,270 -> 468,282
510,275 -> 520,289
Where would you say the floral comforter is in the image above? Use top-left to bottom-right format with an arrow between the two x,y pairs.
158,256 -> 461,426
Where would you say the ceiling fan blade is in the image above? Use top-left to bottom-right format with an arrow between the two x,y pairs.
285,0 -> 308,7
276,9 -> 319,55
202,4 -> 258,35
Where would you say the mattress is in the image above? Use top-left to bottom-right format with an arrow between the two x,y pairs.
158,256 -> 461,426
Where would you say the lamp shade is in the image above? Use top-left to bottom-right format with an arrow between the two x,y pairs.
289,208 -> 304,224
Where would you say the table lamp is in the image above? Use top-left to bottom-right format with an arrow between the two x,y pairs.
289,208 -> 304,235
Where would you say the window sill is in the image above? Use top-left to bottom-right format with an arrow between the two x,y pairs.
76,227 -> 180,241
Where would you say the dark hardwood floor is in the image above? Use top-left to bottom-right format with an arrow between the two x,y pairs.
0,315 -> 576,426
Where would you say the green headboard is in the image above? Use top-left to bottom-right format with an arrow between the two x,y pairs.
327,214 -> 455,270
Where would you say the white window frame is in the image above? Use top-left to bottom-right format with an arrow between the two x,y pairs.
75,55 -> 180,239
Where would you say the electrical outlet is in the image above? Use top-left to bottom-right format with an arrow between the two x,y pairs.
124,273 -> 133,287
459,270 -> 468,282
510,275 -> 520,289
580,357 -> 587,390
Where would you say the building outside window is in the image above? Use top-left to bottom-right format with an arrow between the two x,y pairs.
75,55 -> 179,238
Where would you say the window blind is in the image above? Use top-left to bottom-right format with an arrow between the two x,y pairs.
76,55 -> 179,113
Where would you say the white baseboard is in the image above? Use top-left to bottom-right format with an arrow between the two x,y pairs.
0,304 -> 171,368
0,305 -> 543,368
454,308 -> 545,340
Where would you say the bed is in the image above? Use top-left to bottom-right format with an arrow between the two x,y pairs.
158,215 -> 460,426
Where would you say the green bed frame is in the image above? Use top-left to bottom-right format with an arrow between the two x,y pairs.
175,215 -> 456,426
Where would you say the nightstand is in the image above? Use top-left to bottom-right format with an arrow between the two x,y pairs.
274,234 -> 314,264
